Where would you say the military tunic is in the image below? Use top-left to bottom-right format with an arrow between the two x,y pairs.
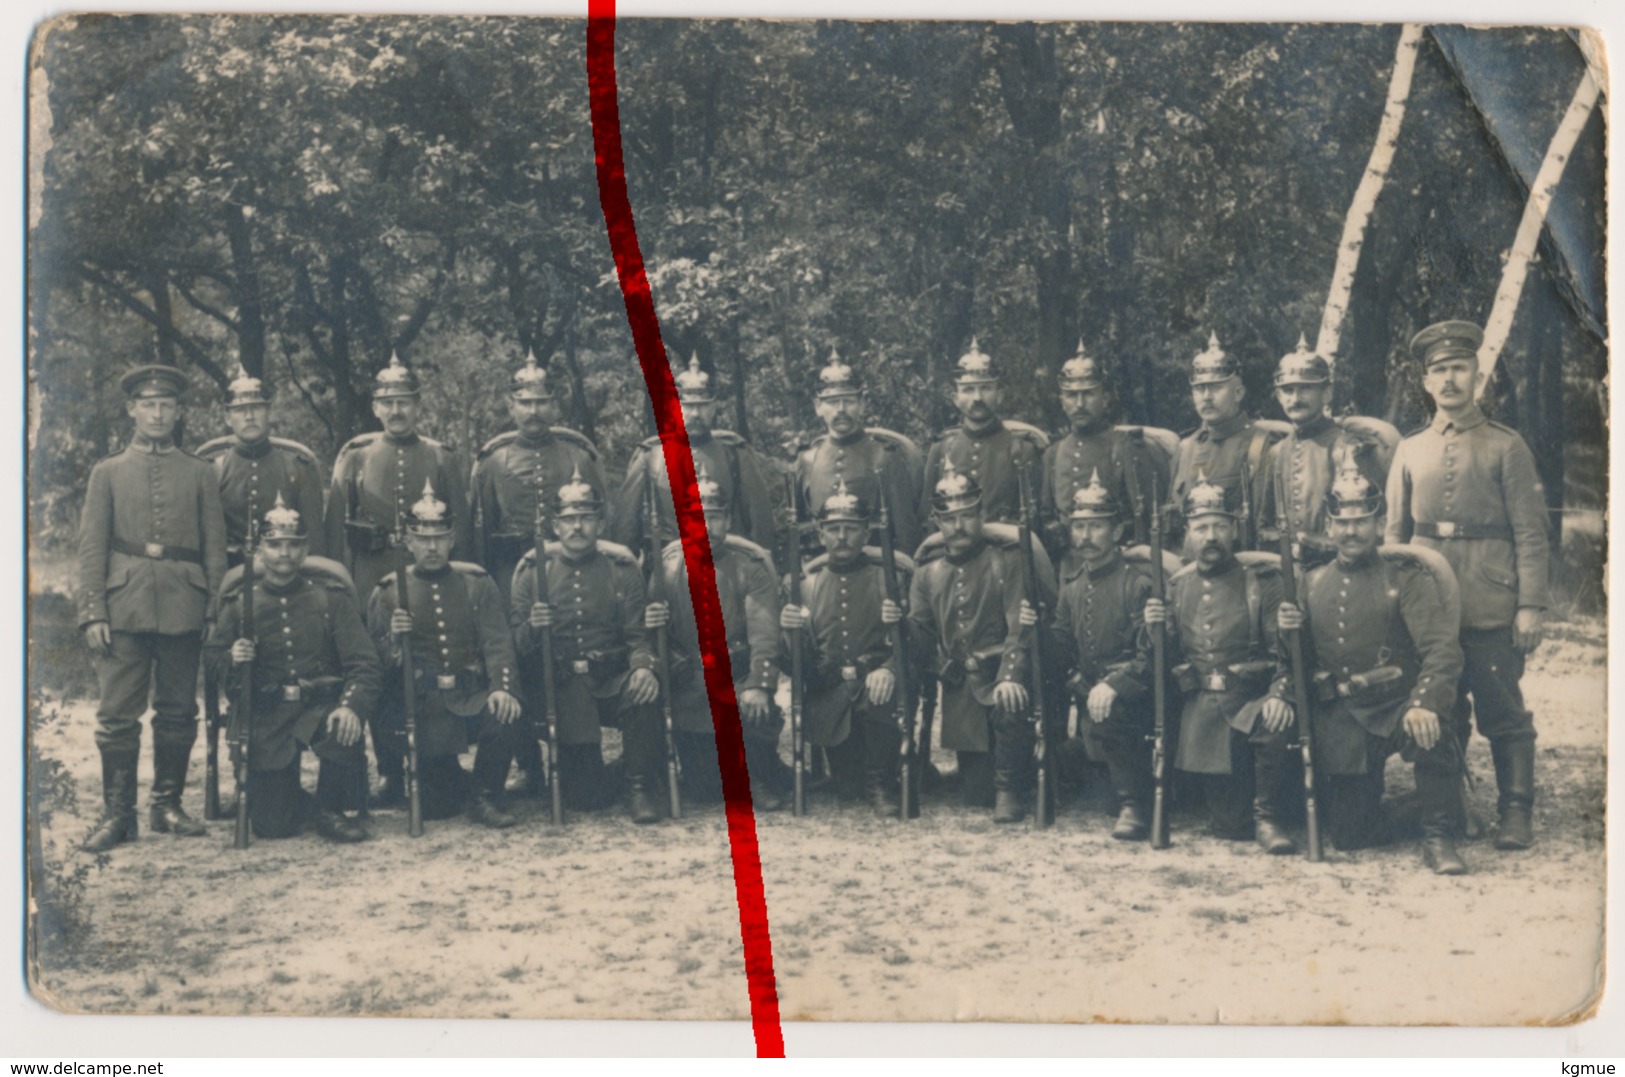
471,429 -> 605,599
1041,428 -> 1169,552
510,541 -> 655,744
791,555 -> 906,748
609,432 -> 781,555
920,422 -> 1044,527
794,432 -> 923,555
1050,551 -> 1154,738
1259,416 -> 1391,549
1169,415 -> 1276,545
327,433 -> 472,599
199,436 -> 328,563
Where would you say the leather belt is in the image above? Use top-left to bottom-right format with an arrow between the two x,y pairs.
1202,672 -> 1229,692
113,537 -> 203,564
1416,521 -> 1513,541
841,665 -> 859,681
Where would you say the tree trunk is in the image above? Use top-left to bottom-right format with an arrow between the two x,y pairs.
224,203 -> 266,378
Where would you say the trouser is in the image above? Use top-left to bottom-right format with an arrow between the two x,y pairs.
413,715 -> 525,819
824,710 -> 903,799
1193,728 -> 1296,839
1087,698 -> 1155,809
1323,726 -> 1462,851
248,754 -> 367,839
92,630 -> 203,757
673,719 -> 784,803
957,710 -> 1034,807
1453,626 -> 1536,746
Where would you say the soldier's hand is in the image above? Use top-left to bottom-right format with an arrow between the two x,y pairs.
1086,681 -> 1118,723
1514,606 -> 1545,654
528,602 -> 554,629
1260,697 -> 1295,733
880,598 -> 903,625
1277,602 -> 1304,633
1403,707 -> 1441,752
645,602 -> 669,630
83,622 -> 112,656
994,680 -> 1029,714
488,690 -> 522,724
390,608 -> 413,637
1018,600 -> 1039,627
230,638 -> 256,665
779,604 -> 809,631
327,706 -> 362,747
739,688 -> 770,723
1143,598 -> 1167,626
627,667 -> 660,706
865,667 -> 896,706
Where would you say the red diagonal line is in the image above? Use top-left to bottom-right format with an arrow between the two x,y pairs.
585,5 -> 785,1057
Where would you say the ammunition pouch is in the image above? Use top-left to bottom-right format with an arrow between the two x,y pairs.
555,645 -> 630,681
1311,671 -> 1339,704
343,519 -> 392,553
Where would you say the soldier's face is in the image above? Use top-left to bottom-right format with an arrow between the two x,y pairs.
1060,386 -> 1111,430
373,395 -> 421,436
1188,514 -> 1236,567
1330,514 -> 1381,564
680,399 -> 717,436
226,402 -> 271,444
953,382 -> 1001,425
126,395 -> 181,441
814,393 -> 864,437
405,532 -> 453,572
509,394 -> 557,436
703,507 -> 731,546
1275,382 -> 1330,425
1423,357 -> 1480,411
555,511 -> 601,557
258,536 -> 308,584
1192,378 -> 1244,423
1069,517 -> 1124,563
934,506 -> 984,555
818,520 -> 867,566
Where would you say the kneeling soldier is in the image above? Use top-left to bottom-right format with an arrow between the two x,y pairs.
511,468 -> 661,819
1049,470 -> 1157,840
1275,470 -> 1468,874
779,479 -> 911,815
209,495 -> 379,842
367,481 -> 523,827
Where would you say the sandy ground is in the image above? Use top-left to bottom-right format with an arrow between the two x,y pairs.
26,621 -> 1606,1027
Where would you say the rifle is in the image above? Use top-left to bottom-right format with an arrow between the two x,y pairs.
1146,475 -> 1172,849
396,524 -> 424,838
1278,468 -> 1323,862
1238,457 -> 1254,552
645,470 -> 682,819
782,474 -> 807,816
203,667 -> 223,820
232,521 -> 256,849
876,475 -> 918,820
1016,465 -> 1052,829
534,502 -> 565,826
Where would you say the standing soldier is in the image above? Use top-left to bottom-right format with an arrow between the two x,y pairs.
1169,333 -> 1279,550
792,351 -> 923,558
367,481 -> 524,827
510,468 -> 662,819
1040,341 -> 1172,556
1143,476 -> 1297,853
908,462 -> 1048,821
919,339 -> 1047,528
197,364 -> 328,566
1386,320 -> 1549,850
1259,336 -> 1397,563
327,353 -> 471,807
1274,470 -> 1469,873
610,354 -> 781,555
208,495 -> 379,843
471,351 -> 605,601
643,464 -> 788,811
778,480 -> 912,815
77,365 -> 227,851
1048,471 -> 1159,840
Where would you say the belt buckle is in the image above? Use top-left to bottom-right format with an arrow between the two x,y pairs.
572,659 -> 590,675
144,542 -> 164,558
1436,521 -> 1457,537
965,657 -> 980,672
841,665 -> 858,682
1205,673 -> 1227,692
436,673 -> 457,691
282,684 -> 301,702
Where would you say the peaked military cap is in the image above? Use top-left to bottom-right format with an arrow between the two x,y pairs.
1274,334 -> 1331,387
121,364 -> 188,400
1325,466 -> 1384,521
930,459 -> 982,514
260,491 -> 306,540
510,350 -> 553,400
1058,339 -> 1107,391
1189,332 -> 1241,386
675,354 -> 717,403
816,350 -> 862,399
224,363 -> 272,407
372,352 -> 421,399
1068,468 -> 1121,521
1410,320 -> 1484,369
555,464 -> 604,517
817,477 -> 869,524
953,338 -> 999,386
1182,472 -> 1237,520
404,478 -> 454,536
695,461 -> 729,512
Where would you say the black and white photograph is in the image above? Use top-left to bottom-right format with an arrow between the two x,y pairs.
17,3 -> 1612,1051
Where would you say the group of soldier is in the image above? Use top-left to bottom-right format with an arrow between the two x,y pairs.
74,316 -> 1551,876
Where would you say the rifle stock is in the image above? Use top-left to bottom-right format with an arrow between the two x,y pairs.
203,667 -> 222,821
534,506 -> 564,826
1278,477 -> 1323,862
783,474 -> 807,817
876,476 -> 917,820
1146,475 -> 1171,849
646,471 -> 682,819
233,524 -> 256,849
1016,465 -> 1052,830
397,531 -> 424,838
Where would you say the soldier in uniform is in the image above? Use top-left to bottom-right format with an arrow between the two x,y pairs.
77,365 -> 228,851
907,462 -> 1044,822
609,355 -> 781,555
1048,471 -> 1157,840
778,479 -> 911,815
327,353 -> 472,806
208,495 -> 379,843
644,464 -> 788,811
919,339 -> 1046,528
1274,470 -> 1469,873
367,481 -> 524,827
1040,341 -> 1171,555
197,364 -> 328,566
510,468 -> 662,819
1386,320 -> 1550,850
1143,476 -> 1298,853
1169,333 -> 1278,550
791,352 -> 923,558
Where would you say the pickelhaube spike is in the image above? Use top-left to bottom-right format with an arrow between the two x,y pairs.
1325,464 -> 1384,520
555,463 -> 603,516
1067,468 -> 1121,521
675,353 -> 716,403
260,490 -> 305,540
954,337 -> 998,386
817,476 -> 868,523
930,457 -> 982,514
511,349 -> 553,399
224,362 -> 272,407
817,348 -> 862,399
1189,332 -> 1240,386
1274,333 -> 1331,387
404,477 -> 453,535
1059,337 -> 1107,391
1182,471 -> 1236,520
373,351 -> 421,399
